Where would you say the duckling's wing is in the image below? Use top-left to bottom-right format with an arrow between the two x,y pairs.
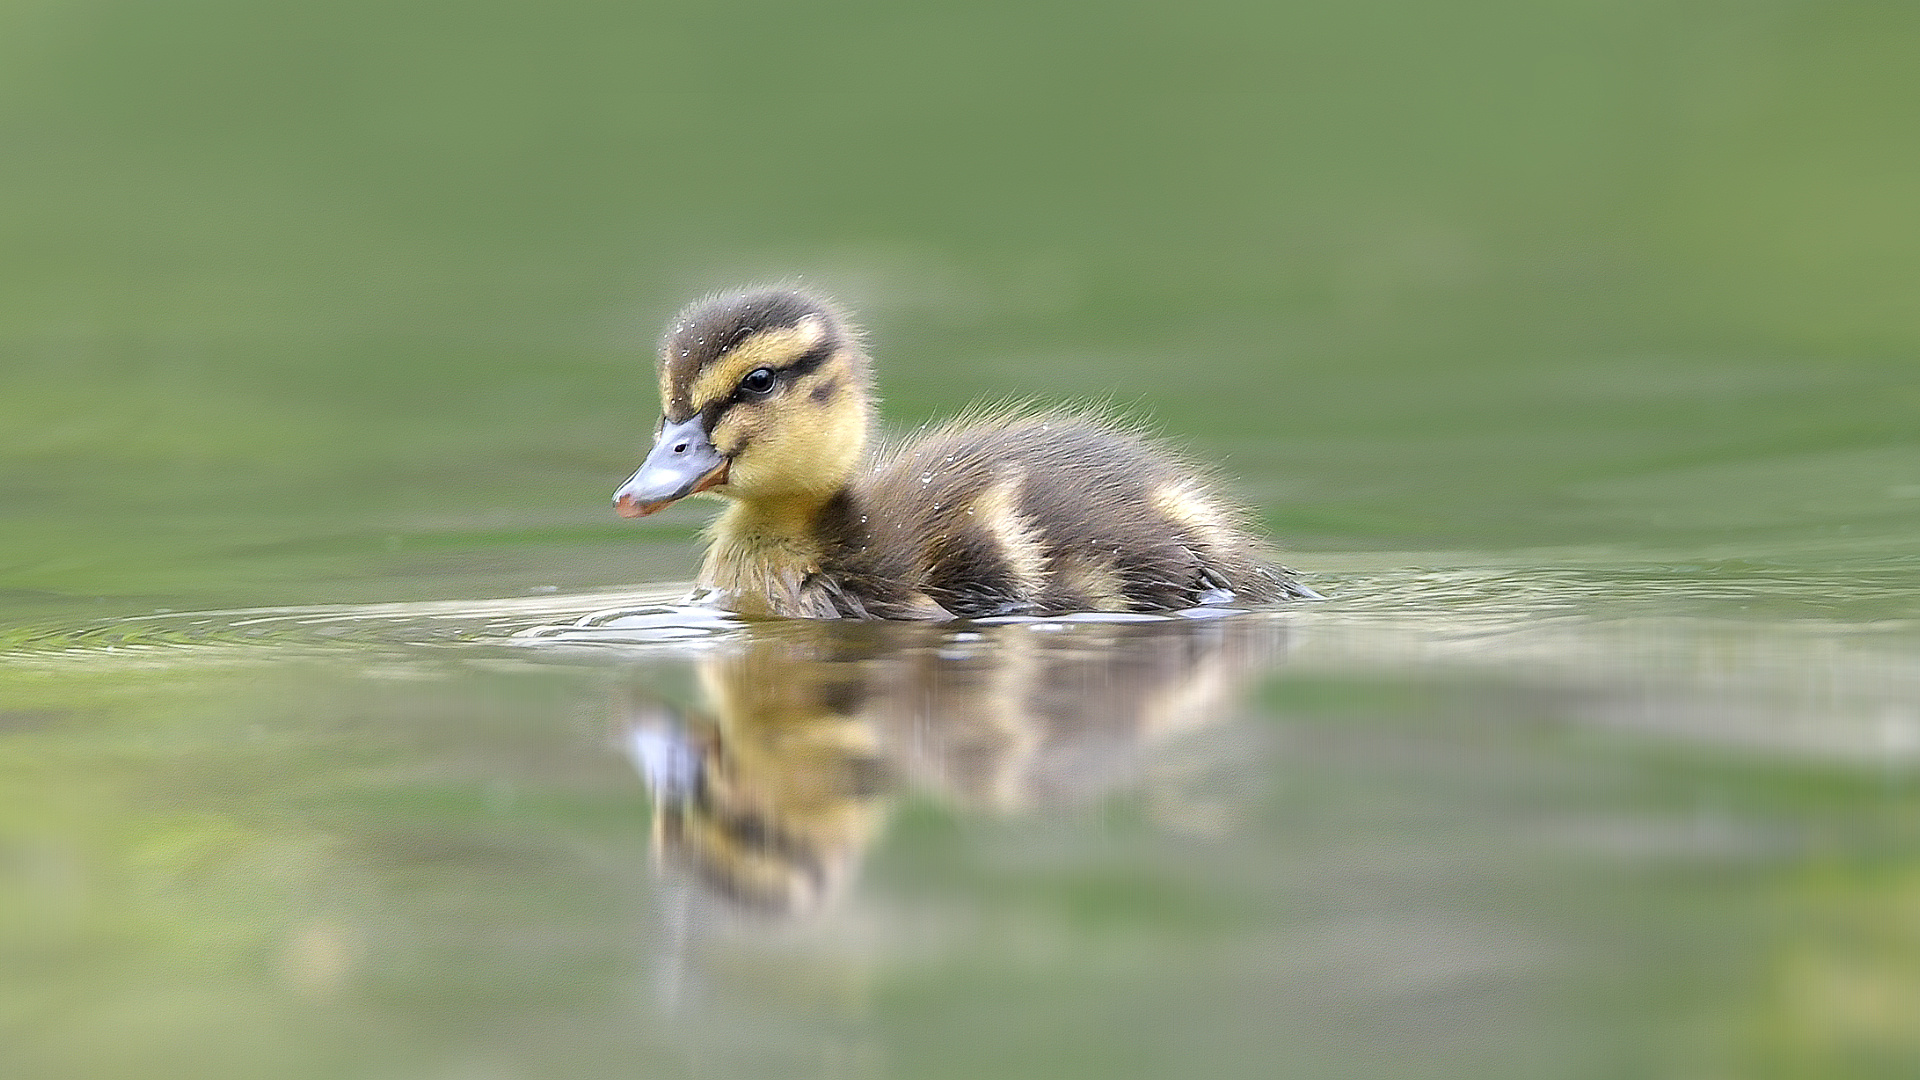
861,408 -> 1304,614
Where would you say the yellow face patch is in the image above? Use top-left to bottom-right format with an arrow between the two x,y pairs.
706,352 -> 869,502
685,316 -> 827,414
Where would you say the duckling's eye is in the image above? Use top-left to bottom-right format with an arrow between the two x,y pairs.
739,368 -> 776,396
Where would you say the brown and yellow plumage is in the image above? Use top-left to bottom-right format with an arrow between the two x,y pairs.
613,287 -> 1314,619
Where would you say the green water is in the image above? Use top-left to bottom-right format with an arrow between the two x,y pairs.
5,2 -> 1920,1077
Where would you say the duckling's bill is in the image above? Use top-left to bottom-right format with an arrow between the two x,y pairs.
614,415 -> 729,518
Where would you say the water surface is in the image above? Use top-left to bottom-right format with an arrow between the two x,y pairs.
7,560 -> 1919,1079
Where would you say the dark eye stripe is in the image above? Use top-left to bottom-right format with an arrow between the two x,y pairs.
783,341 -> 836,380
693,343 -> 842,433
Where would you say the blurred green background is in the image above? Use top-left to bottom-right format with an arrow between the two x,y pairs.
6,0 -> 1916,614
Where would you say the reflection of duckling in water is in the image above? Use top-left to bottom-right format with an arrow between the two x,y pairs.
613,287 -> 1316,619
623,618 -> 1286,917
627,632 -> 895,915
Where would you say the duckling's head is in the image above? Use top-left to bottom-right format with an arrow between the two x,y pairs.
614,288 -> 872,518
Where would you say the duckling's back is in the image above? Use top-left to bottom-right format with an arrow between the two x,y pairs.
838,410 -> 1310,618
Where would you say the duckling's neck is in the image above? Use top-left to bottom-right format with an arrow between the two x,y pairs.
699,488 -> 856,617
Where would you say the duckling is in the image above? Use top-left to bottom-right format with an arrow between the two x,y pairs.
613,287 -> 1315,619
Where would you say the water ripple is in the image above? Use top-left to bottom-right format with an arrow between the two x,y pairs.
0,585 -> 724,665
0,586 -> 1244,666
